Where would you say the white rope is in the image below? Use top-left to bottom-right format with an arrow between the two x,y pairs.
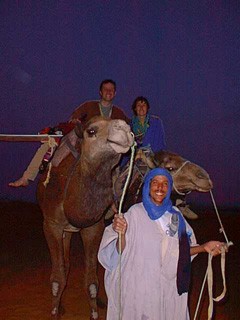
172,160 -> 190,177
172,161 -> 191,195
193,269 -> 208,320
193,190 -> 233,320
207,248 -> 227,319
118,142 -> 137,216
117,142 -> 137,320
43,136 -> 59,187
209,190 -> 232,244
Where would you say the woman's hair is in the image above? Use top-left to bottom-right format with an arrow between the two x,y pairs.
131,96 -> 150,115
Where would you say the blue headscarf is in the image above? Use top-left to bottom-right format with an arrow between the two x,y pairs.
142,168 -> 186,238
142,168 -> 191,295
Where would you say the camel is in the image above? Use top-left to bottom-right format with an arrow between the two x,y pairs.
155,150 -> 213,193
112,149 -> 213,214
37,116 -> 134,319
37,116 -> 212,319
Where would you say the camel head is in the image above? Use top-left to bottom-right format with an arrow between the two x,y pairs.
154,150 -> 213,194
79,116 -> 134,166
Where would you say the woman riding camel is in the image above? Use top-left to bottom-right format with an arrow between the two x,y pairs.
129,96 -> 198,219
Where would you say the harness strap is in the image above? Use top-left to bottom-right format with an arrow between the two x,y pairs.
172,161 -> 192,195
172,160 -> 190,176
65,136 -> 79,158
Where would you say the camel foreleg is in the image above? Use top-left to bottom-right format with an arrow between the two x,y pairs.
80,219 -> 105,320
43,220 -> 72,318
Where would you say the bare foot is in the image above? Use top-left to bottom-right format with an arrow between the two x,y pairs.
9,176 -> 29,187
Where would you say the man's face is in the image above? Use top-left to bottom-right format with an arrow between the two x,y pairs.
135,101 -> 148,117
100,83 -> 116,103
149,175 -> 169,206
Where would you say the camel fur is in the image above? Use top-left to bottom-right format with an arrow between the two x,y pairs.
37,116 -> 134,319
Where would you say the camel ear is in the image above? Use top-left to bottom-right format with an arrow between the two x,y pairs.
154,152 -> 172,167
74,121 -> 84,138
154,151 -> 165,165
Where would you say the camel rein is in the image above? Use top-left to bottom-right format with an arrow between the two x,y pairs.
117,141 -> 137,320
172,160 -> 191,195
193,189 -> 233,320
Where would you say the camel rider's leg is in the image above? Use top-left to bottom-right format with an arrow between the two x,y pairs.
9,129 -> 79,188
9,142 -> 50,187
176,198 -> 199,220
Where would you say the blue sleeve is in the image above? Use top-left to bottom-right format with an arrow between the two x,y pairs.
141,117 -> 166,153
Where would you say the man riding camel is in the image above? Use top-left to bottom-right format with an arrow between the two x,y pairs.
9,80 -> 198,220
9,79 -> 128,187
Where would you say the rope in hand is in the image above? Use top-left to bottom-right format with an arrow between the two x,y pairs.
193,189 -> 233,320
117,142 -> 137,320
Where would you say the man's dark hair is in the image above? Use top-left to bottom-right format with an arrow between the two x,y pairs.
132,96 -> 150,115
99,79 -> 116,92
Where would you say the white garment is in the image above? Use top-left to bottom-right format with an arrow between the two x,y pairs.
98,203 -> 197,320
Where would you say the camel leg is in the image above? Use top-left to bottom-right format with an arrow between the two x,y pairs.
62,231 -> 73,280
80,219 -> 105,320
43,219 -> 70,318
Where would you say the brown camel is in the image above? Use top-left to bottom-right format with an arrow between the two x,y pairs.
155,150 -> 213,193
113,149 -> 213,214
37,116 -> 134,319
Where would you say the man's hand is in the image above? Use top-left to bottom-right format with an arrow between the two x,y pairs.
112,214 -> 127,235
203,241 -> 228,256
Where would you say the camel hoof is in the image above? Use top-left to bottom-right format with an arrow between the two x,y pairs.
51,306 -> 65,319
90,309 -> 100,320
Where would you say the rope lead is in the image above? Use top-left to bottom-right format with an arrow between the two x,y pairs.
193,190 -> 233,320
118,142 -> 137,320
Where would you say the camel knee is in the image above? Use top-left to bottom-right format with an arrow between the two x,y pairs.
87,283 -> 99,319
89,283 -> 98,299
52,281 -> 60,297
51,278 -> 67,296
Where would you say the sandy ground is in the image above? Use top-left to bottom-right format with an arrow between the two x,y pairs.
0,200 -> 239,319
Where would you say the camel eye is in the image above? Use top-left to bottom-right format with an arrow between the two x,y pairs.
86,127 -> 97,137
166,167 -> 174,172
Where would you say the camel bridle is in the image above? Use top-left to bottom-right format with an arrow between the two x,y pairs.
171,160 -> 192,195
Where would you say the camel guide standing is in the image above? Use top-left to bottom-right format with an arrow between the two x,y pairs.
9,79 -> 129,188
98,168 -> 228,320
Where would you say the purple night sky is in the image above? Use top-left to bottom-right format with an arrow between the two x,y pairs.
0,1 -> 239,208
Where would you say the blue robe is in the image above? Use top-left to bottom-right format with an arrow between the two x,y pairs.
132,114 -> 166,153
